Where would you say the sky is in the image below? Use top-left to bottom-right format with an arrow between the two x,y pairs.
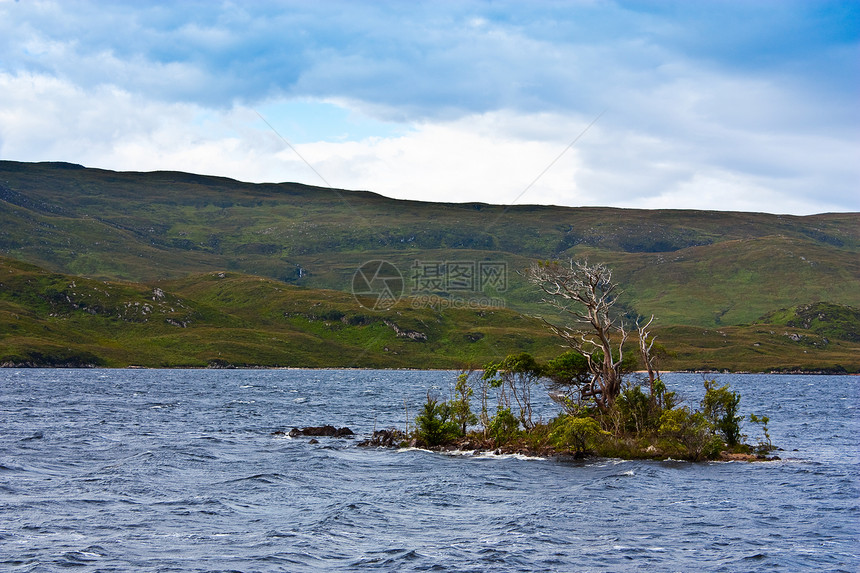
0,0 -> 857,215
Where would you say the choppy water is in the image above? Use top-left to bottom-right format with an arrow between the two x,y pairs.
0,369 -> 857,572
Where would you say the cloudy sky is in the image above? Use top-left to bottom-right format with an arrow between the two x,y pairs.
1,1 -> 857,214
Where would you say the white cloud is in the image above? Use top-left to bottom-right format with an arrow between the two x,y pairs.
1,69 -> 856,216
0,2 -> 857,215
0,72 -> 300,183
0,70 -> 583,205
295,112 -> 590,207
630,170 -> 846,215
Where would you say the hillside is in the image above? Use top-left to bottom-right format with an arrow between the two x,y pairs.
0,256 -> 562,368
0,161 -> 858,371
1,255 -> 858,372
1,161 -> 858,331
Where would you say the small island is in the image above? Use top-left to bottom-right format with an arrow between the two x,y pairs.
365,260 -> 780,462
360,360 -> 778,462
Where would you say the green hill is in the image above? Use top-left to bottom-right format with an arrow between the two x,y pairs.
1,256 -> 857,371
758,302 -> 860,343
0,160 -> 858,371
1,160 -> 857,325
0,256 -> 561,368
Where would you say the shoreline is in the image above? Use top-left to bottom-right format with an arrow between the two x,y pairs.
1,364 -> 856,375
417,441 -> 783,463
352,429 -> 784,463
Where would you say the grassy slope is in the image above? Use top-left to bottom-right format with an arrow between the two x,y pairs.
1,161 -> 858,371
1,256 -> 857,371
1,161 -> 858,331
0,256 -> 562,368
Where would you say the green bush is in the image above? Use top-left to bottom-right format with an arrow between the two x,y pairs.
414,394 -> 461,447
749,413 -> 773,453
449,372 -> 477,435
550,416 -> 605,454
615,384 -> 655,434
487,408 -> 520,446
543,351 -> 591,414
658,406 -> 722,460
702,380 -> 742,447
652,378 -> 677,410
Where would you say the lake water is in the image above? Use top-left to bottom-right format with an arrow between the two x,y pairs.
0,369 -> 857,572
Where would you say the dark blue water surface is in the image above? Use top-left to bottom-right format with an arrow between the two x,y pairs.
0,369 -> 857,572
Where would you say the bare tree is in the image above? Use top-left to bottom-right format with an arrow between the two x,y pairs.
636,315 -> 659,399
527,260 -> 629,410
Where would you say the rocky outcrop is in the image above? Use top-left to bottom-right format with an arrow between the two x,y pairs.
719,451 -> 781,462
357,429 -> 406,448
383,319 -> 428,342
281,425 -> 354,438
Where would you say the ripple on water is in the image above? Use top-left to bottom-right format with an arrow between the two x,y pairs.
0,370 -> 857,572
